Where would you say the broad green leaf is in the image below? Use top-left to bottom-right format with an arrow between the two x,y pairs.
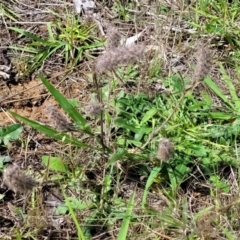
174,164 -> 190,183
0,193 -> 5,200
0,156 -> 11,169
210,175 -> 230,193
117,138 -> 142,147
0,123 -> 23,145
114,118 -> 139,132
42,156 -> 69,173
103,174 -> 112,193
134,127 -> 152,141
172,74 -> 184,92
67,99 -> 80,107
140,108 -> 157,126
55,197 -> 90,215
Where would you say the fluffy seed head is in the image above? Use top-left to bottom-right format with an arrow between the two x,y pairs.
95,44 -> 146,74
84,102 -> 102,115
45,104 -> 76,132
193,46 -> 211,83
106,27 -> 121,49
1,164 -> 37,194
157,138 -> 174,162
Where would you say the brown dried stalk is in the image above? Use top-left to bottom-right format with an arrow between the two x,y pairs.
1,164 -> 37,194
95,44 -> 146,74
157,138 -> 174,162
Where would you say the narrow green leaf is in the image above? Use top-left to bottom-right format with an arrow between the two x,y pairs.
39,74 -> 91,133
199,111 -> 234,120
47,22 -> 55,41
142,166 -> 162,209
140,108 -> 157,126
1,4 -> 19,21
9,27 -> 47,43
62,191 -> 86,240
220,63 -> 240,110
194,206 -> 214,221
221,227 -> 237,240
204,77 -> 235,109
167,166 -> 177,196
0,123 -> 23,145
107,148 -> 126,167
9,111 -> 97,149
8,46 -> 39,54
117,192 -> 135,240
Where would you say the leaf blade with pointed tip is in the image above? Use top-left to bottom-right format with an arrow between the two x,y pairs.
117,192 -> 135,240
9,111 -> 98,149
39,74 -> 92,134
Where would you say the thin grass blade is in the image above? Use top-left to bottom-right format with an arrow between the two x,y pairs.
204,77 -> 235,109
10,111 -> 96,149
117,192 -> 135,240
142,166 -> 162,209
219,63 -> 240,110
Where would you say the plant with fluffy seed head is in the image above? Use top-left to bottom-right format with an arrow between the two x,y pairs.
95,44 -> 146,74
193,46 -> 211,83
157,138 -> 174,162
1,164 -> 37,194
45,104 -> 77,132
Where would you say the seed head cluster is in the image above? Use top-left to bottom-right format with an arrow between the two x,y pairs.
84,102 -> 102,115
106,27 -> 121,49
95,44 -> 146,73
157,138 -> 174,162
45,104 -> 76,132
1,164 -> 37,194
193,46 -> 211,83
